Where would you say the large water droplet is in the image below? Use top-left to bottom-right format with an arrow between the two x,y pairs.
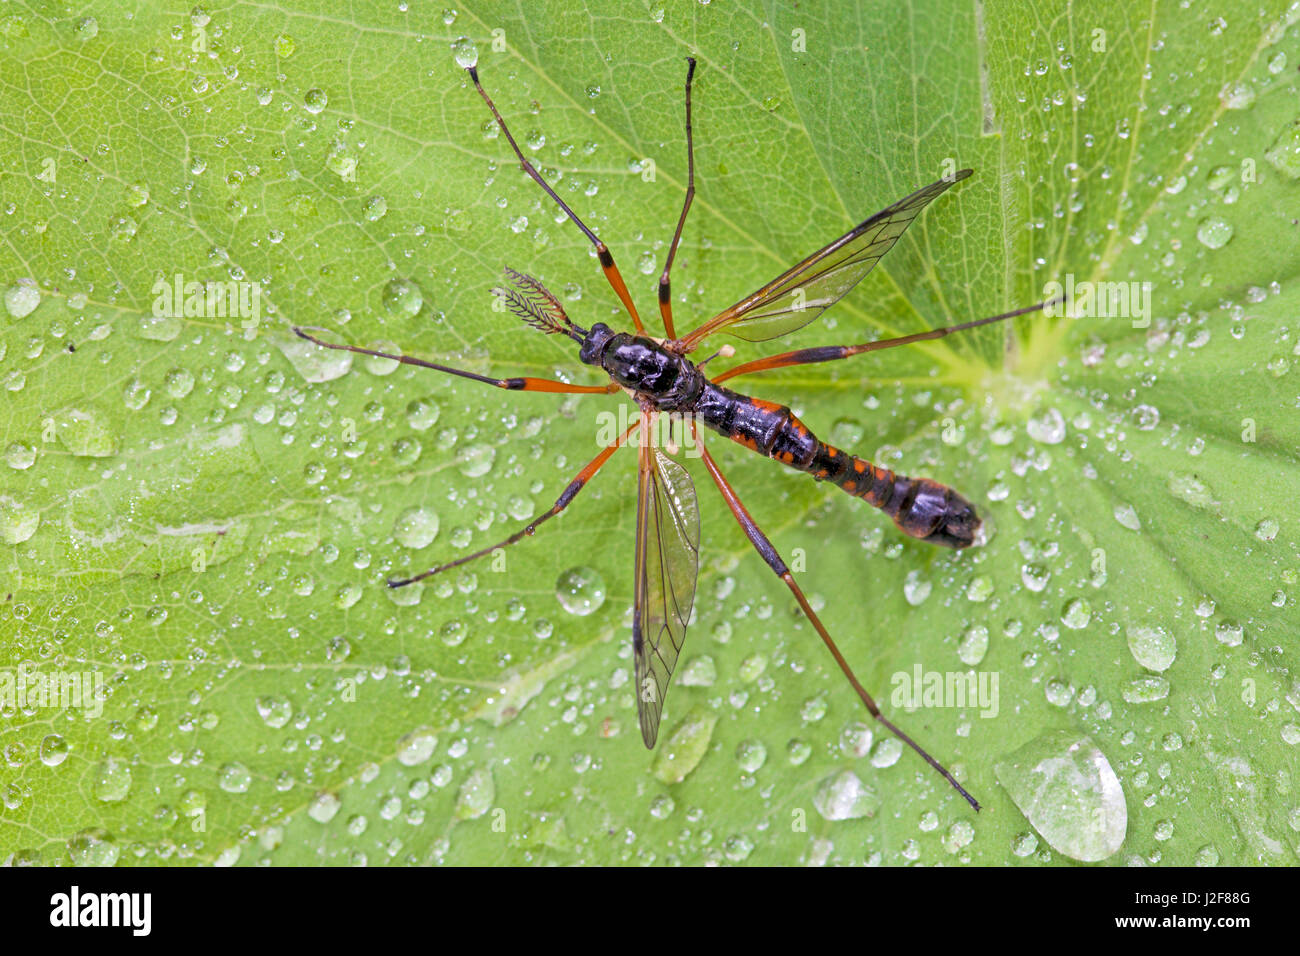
995,730 -> 1127,862
813,770 -> 881,821
555,566 -> 606,616
66,828 -> 119,866
396,727 -> 438,766
393,506 -> 439,549
454,766 -> 495,819
651,709 -> 717,784
1196,216 -> 1234,249
4,278 -> 40,319
278,332 -> 352,383
0,495 -> 40,544
1127,624 -> 1176,671
91,757 -> 132,802
381,278 -> 424,318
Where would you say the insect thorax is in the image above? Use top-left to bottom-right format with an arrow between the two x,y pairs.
579,323 -> 704,412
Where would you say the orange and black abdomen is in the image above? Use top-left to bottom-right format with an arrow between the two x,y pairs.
694,382 -> 980,549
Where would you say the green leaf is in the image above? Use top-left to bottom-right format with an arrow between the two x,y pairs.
2,0 -> 1298,866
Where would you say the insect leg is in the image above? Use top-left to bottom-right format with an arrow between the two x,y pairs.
467,65 -> 647,334
710,301 -> 1049,384
689,421 -> 981,810
388,420 -> 639,587
292,327 -> 618,394
658,57 -> 697,340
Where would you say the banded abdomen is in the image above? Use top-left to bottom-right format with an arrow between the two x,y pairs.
693,382 -> 980,549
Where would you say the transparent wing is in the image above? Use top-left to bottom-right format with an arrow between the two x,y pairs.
681,171 -> 971,348
633,415 -> 701,747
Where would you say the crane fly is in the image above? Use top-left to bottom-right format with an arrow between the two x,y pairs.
294,58 -> 1050,812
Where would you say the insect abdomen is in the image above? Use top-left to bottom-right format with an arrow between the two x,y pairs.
697,384 -> 979,549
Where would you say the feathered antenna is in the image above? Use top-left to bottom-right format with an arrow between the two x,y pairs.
493,267 -> 587,342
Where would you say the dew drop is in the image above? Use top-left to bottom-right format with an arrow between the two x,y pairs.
382,277 -> 424,318
454,766 -> 495,819
555,566 -> 606,616
66,829 -> 119,866
92,757 -> 132,803
1113,502 -> 1142,531
397,728 -> 438,766
303,88 -> 328,114
994,730 -> 1126,862
1195,216 -> 1233,249
651,709 -> 717,784
256,695 -> 293,729
1126,624 -> 1176,671
813,770 -> 880,821
1026,407 -> 1066,444
4,278 -> 40,319
393,506 -> 439,549
0,495 -> 40,544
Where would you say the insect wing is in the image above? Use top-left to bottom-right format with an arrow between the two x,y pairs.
682,171 -> 971,347
633,428 -> 701,747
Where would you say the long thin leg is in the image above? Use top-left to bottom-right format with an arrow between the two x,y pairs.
292,327 -> 617,395
711,301 -> 1049,385
389,420 -> 639,587
689,421 -> 981,810
467,65 -> 646,334
658,57 -> 696,341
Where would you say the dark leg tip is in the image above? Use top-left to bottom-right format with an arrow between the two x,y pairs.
466,65 -> 479,83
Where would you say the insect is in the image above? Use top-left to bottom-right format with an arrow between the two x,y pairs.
294,58 -> 1048,811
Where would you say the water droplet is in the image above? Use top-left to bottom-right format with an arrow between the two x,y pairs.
75,16 -> 98,39
1220,82 -> 1255,110
362,195 -> 387,221
382,277 -> 424,318
813,770 -> 880,821
1122,675 -> 1170,703
4,278 -> 40,319
1168,473 -> 1215,509
1027,407 -> 1066,444
39,734 -> 70,767
452,36 -> 478,70
393,506 -> 439,549
279,333 -> 352,383
1196,216 -> 1233,249
1264,119 -> 1300,179
92,757 -> 132,802
1254,517 -> 1279,542
1127,624 -> 1176,671
1113,502 -> 1142,531
735,738 -> 767,772
995,730 -> 1126,862
454,766 -> 495,819
651,709 -> 717,784
307,791 -> 341,823
397,728 -> 438,766
958,625 -> 989,665
0,495 -> 40,544
256,695 -> 293,729
903,569 -> 931,605
1061,597 -> 1091,630
218,762 -> 252,793
457,442 -> 496,478
303,88 -> 328,114
1214,620 -> 1244,647
555,566 -> 606,616
66,828 -> 119,866
274,33 -> 296,57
